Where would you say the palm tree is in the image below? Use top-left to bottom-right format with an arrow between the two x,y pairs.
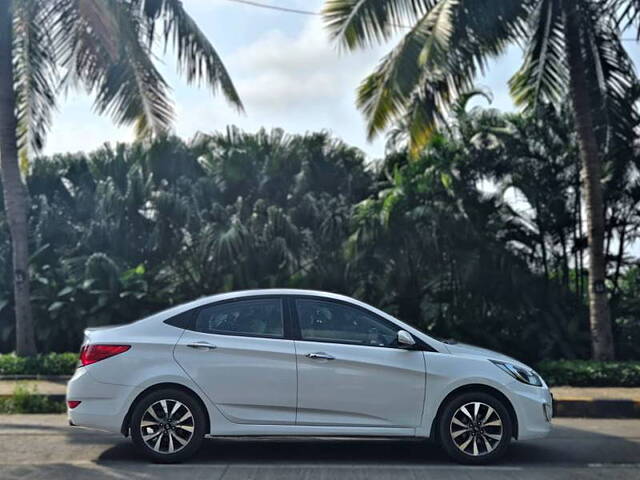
0,0 -> 242,355
323,0 -> 639,360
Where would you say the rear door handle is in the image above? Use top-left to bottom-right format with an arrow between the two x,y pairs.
306,352 -> 335,360
187,341 -> 217,351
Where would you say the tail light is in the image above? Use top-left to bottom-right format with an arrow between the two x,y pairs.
67,400 -> 81,409
79,344 -> 130,366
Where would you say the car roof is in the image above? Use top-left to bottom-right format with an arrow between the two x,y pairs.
196,288 -> 358,303
143,289 -> 370,323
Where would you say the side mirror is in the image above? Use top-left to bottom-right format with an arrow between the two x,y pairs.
397,330 -> 416,348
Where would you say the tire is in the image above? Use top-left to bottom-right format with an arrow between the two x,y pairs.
438,391 -> 513,464
130,388 -> 206,463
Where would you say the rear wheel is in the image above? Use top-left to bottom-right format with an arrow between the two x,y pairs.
130,388 -> 206,463
438,391 -> 513,464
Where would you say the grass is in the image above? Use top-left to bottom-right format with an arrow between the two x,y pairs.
0,382 -> 65,414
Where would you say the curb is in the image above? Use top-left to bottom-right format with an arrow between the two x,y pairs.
0,393 -> 66,402
554,398 -> 640,418
0,375 -> 71,381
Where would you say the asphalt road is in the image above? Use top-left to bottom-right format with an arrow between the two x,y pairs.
0,415 -> 639,479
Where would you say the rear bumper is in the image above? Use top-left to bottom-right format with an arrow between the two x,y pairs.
506,381 -> 553,440
66,366 -> 135,434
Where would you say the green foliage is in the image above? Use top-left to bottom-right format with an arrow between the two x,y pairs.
0,383 -> 65,414
323,0 -> 638,158
537,360 -> 640,387
0,117 -> 638,363
0,128 -> 372,353
0,353 -> 77,376
11,0 -> 242,158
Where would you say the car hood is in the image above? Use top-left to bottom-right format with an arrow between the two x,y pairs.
443,342 -> 524,365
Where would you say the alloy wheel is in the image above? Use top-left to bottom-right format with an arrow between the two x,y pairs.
449,401 -> 503,456
139,399 -> 195,454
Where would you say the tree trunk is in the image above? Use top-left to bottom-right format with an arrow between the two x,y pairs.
0,0 -> 37,356
563,2 -> 615,360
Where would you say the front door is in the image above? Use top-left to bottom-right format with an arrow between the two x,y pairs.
292,298 -> 426,427
174,297 -> 297,425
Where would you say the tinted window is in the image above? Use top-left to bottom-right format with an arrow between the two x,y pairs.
164,309 -> 195,329
295,299 -> 398,347
194,299 -> 284,338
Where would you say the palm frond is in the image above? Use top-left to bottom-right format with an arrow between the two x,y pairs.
94,43 -> 174,138
610,0 -> 640,37
141,0 -> 243,110
349,0 -> 527,154
13,0 -> 59,156
509,0 -> 568,110
403,80 -> 450,156
578,0 -> 639,155
323,0 -> 435,50
355,0 -> 458,140
54,0 -> 173,136
76,0 -> 120,60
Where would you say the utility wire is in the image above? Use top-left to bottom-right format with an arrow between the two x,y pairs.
224,0 -> 319,16
222,0 -> 639,41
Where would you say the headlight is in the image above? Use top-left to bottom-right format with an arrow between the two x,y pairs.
491,360 -> 543,387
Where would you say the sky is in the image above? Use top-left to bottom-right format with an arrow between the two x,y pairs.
43,0 -> 640,161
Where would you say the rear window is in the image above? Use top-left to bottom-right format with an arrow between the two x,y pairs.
194,298 -> 284,338
164,309 -> 195,329
164,299 -> 284,339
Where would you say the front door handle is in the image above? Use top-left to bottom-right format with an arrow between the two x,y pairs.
306,352 -> 335,360
187,341 -> 217,351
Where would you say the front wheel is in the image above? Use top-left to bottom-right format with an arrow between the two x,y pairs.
438,391 -> 513,464
130,388 -> 206,463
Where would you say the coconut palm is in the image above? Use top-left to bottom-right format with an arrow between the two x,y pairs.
323,0 -> 639,360
0,0 -> 242,355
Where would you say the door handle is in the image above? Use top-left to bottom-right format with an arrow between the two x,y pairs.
187,342 -> 217,351
306,352 -> 335,360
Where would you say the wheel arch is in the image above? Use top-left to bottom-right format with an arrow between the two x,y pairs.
120,382 -> 211,436
429,383 -> 519,441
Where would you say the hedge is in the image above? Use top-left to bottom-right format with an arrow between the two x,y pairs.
537,360 -> 640,387
0,352 -> 77,376
1,352 -> 639,387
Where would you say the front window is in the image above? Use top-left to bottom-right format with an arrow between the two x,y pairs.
295,298 -> 398,347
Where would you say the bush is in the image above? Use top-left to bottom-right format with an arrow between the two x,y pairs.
537,360 -> 640,387
0,382 -> 66,414
0,352 -> 77,376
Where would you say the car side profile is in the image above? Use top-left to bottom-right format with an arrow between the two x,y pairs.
66,289 -> 552,464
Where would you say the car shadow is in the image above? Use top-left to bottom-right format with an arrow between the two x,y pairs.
94,423 -> 640,466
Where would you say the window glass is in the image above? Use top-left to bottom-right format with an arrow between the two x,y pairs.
295,299 -> 398,347
194,299 -> 283,338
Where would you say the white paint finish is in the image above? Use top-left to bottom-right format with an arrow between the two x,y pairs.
418,352 -> 552,440
502,379 -> 553,440
207,424 -> 416,437
174,331 -> 297,425
295,340 -> 425,427
82,320 -> 185,387
66,288 -> 553,460
66,366 -> 133,433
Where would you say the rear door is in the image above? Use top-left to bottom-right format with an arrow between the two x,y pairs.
173,296 -> 297,425
292,297 -> 426,427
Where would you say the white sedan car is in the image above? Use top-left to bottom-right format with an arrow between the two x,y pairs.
67,289 -> 552,464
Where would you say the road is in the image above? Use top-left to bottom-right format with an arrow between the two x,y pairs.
0,415 -> 638,479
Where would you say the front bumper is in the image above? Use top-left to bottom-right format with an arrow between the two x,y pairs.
506,380 -> 553,440
66,366 -> 135,434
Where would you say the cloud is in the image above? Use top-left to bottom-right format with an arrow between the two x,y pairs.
166,16 -> 390,158
228,19 -> 386,111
